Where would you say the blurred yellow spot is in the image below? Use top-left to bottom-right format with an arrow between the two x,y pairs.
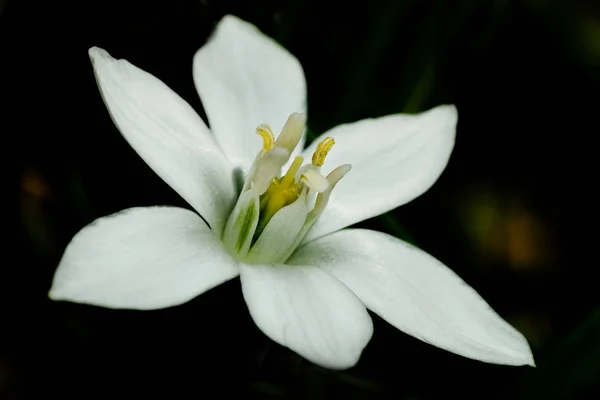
461,185 -> 555,272
20,168 -> 51,198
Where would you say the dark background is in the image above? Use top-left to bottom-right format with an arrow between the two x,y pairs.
2,0 -> 599,398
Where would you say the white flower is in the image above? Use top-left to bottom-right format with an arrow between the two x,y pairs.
48,15 -> 534,370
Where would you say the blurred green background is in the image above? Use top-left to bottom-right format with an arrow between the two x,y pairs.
2,0 -> 599,398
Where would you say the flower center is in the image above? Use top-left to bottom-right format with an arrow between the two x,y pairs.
222,113 -> 350,264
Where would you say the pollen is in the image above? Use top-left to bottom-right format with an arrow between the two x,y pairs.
256,124 -> 275,154
311,137 -> 335,167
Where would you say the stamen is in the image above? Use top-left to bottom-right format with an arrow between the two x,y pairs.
226,112 -> 350,264
312,137 -> 335,167
280,156 -> 304,188
252,147 -> 290,195
300,168 -> 329,192
276,164 -> 351,262
310,164 -> 351,216
275,113 -> 306,153
256,124 -> 275,154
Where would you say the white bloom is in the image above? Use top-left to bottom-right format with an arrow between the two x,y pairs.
49,15 -> 534,369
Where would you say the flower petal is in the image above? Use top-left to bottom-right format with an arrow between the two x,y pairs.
49,207 -> 239,310
301,105 -> 457,242
89,47 -> 236,235
239,263 -> 373,369
289,229 -> 535,366
193,15 -> 307,172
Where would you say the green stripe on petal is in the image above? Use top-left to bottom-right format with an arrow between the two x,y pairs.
223,186 -> 260,258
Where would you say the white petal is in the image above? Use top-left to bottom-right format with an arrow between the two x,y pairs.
239,263 -> 373,369
193,15 -> 307,172
89,47 -> 236,236
49,207 -> 239,310
301,105 -> 457,242
289,229 -> 535,366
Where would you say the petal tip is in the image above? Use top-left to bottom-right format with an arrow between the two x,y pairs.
322,314 -> 373,371
322,358 -> 359,371
218,14 -> 252,31
213,14 -> 259,41
47,285 -> 65,302
88,46 -> 109,63
220,14 -> 242,24
523,348 -> 536,368
447,103 -> 458,119
434,103 -> 458,122
512,331 -> 536,367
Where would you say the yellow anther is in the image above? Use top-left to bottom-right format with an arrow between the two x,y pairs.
311,137 -> 335,167
256,124 -> 275,153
